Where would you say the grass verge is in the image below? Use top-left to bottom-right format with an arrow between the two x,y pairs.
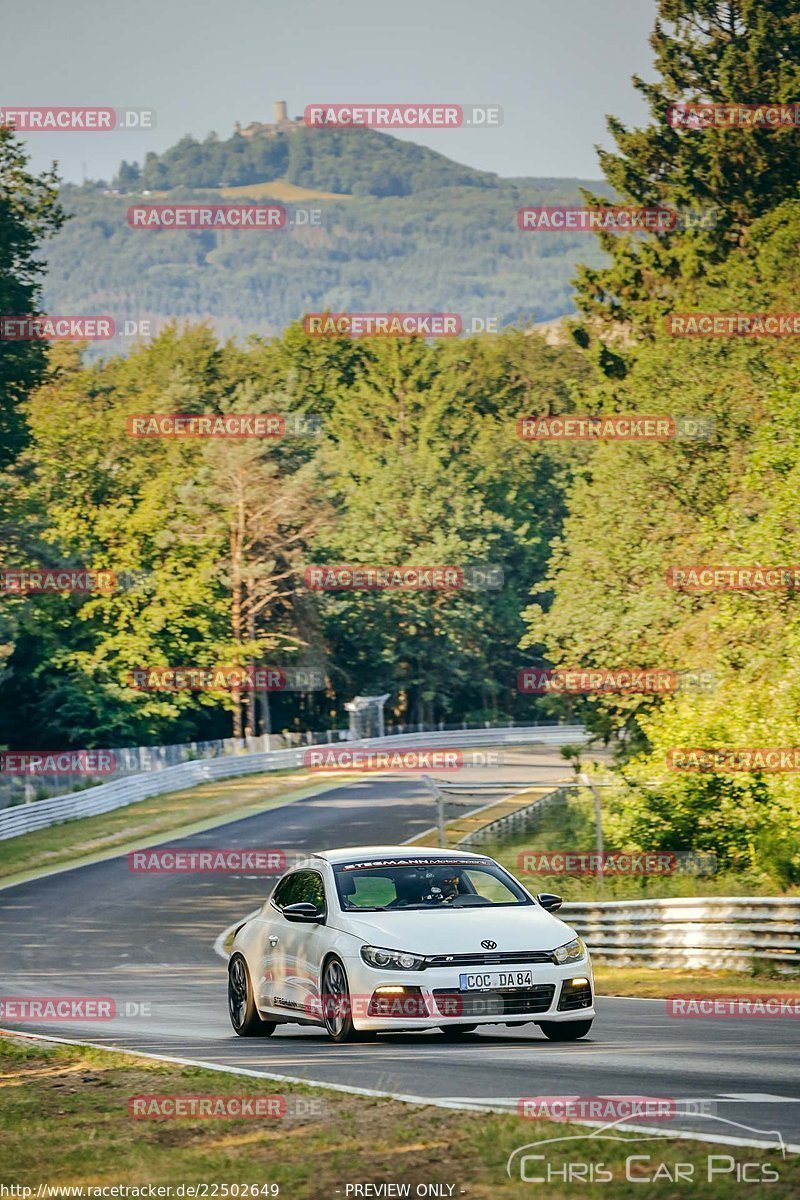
1,1035 -> 797,1197
484,785 -> 797,899
0,770 -> 353,885
477,788 -> 800,996
596,965 -> 800,998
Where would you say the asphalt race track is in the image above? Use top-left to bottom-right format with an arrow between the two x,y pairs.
2,746 -> 799,1153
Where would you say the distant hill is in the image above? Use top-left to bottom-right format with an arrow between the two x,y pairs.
42,125 -> 613,348
125,125 -> 498,196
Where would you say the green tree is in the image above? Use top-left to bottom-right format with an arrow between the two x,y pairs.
0,327 -> 325,746
312,332 -> 592,723
576,0 -> 800,342
115,160 -> 141,191
0,126 -> 64,467
182,426 -> 329,739
526,201 -> 800,880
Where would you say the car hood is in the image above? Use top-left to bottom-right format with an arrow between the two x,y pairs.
330,904 -> 576,955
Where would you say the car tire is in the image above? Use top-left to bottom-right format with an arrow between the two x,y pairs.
321,956 -> 363,1044
538,1019 -> 593,1041
228,954 -> 277,1037
439,1025 -> 478,1037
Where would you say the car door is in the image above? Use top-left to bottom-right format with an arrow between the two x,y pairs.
252,872 -> 299,1012
263,869 -> 330,1018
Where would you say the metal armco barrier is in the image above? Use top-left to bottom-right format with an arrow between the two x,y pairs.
459,786 -> 565,845
459,791 -> 798,974
562,896 -> 800,973
0,725 -> 588,842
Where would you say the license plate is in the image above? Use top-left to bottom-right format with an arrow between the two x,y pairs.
459,970 -> 534,991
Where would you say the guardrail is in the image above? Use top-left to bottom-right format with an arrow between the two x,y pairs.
459,793 -> 800,974
562,896 -> 800,973
0,720 -> 582,809
459,786 -> 566,845
0,724 -> 589,842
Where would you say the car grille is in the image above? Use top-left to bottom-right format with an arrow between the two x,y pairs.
424,950 -> 555,968
433,985 -> 556,1017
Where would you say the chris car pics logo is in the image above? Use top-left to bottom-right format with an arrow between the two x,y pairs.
507,1113 -> 785,1184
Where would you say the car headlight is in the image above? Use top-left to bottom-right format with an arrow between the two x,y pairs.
360,945 -> 426,971
553,936 -> 587,965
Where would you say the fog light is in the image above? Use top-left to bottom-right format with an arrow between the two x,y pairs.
368,985 -> 428,1017
558,977 -> 593,1012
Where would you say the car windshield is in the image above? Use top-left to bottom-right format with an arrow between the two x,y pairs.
333,856 -> 533,911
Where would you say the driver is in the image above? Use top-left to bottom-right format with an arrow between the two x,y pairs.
392,866 -> 462,906
427,866 -> 461,904
391,869 -> 429,907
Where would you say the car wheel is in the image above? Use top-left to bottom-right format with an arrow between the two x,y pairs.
439,1024 -> 478,1038
539,1019 -> 593,1041
321,956 -> 362,1044
228,954 -> 277,1037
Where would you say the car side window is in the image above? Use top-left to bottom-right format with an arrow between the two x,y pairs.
299,870 -> 326,912
271,870 -> 326,913
271,873 -> 302,910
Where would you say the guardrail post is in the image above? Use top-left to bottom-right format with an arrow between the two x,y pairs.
422,775 -> 446,848
580,772 -> 605,898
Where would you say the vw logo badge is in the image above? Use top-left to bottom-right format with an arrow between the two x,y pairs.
481,939 -> 497,950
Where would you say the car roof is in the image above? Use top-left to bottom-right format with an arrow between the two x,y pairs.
312,846 -> 490,865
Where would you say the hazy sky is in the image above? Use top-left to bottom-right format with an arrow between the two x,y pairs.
3,0 -> 657,184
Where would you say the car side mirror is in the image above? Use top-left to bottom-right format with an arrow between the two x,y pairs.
282,902 -> 325,923
537,892 -> 563,913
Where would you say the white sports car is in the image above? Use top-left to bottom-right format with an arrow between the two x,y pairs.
227,845 -> 594,1043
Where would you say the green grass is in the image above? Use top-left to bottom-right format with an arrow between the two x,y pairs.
0,769 -> 353,885
484,787 -> 797,901
1,1035 -> 798,1197
479,789 -> 800,991
596,965 -> 800,998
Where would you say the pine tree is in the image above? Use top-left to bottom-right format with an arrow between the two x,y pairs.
0,127 -> 64,468
576,0 -> 800,342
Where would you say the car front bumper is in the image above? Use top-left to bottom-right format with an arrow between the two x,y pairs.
340,954 -> 595,1031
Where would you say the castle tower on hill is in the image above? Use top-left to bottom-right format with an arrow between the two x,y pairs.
236,101 -> 303,138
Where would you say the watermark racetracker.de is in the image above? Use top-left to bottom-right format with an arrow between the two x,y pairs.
128,1094 -> 325,1119
0,568 -> 117,594
126,412 -> 323,438
0,996 -> 151,1021
304,102 -> 502,128
126,204 -> 323,229
302,747 -> 503,772
667,102 -> 800,128
667,994 -> 800,1019
668,748 -> 800,772
0,750 -> 116,776
0,106 -> 155,131
517,1096 -> 717,1123
302,313 -> 498,337
666,564 -> 800,591
517,414 -> 715,441
303,564 -> 503,590
127,666 -> 325,692
518,205 -> 719,232
517,850 -> 717,877
667,313 -> 800,337
517,667 -> 715,694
